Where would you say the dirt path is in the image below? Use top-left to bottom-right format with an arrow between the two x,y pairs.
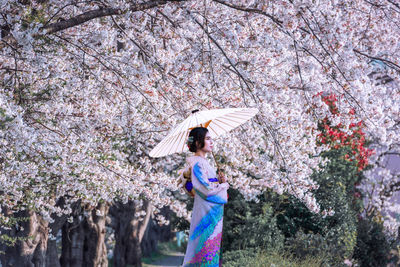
142,252 -> 184,267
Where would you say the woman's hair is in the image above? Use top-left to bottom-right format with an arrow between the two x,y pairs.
187,127 -> 208,153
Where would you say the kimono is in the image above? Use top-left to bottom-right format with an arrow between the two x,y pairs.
181,155 -> 229,267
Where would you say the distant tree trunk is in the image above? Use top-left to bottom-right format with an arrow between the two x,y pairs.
46,198 -> 79,267
141,207 -> 174,257
60,202 -> 109,267
0,209 -> 49,267
46,238 -> 59,267
109,200 -> 152,267
60,203 -> 84,267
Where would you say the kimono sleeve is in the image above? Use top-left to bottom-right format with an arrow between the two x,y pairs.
191,161 -> 229,204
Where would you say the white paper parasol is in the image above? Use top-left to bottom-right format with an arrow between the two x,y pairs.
149,108 -> 259,158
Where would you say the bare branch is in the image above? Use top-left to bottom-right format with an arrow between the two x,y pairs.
53,33 -> 159,111
387,0 -> 400,12
185,10 -> 255,100
211,0 -> 283,27
353,48 -> 400,72
43,0 -> 186,34
43,7 -> 121,34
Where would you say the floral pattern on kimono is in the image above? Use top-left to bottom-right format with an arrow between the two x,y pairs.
182,156 -> 229,267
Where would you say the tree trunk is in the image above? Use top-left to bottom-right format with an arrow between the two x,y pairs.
59,202 -> 108,267
0,209 -> 49,267
46,239 -> 59,267
82,202 -> 109,267
45,198 -> 77,267
109,200 -> 152,267
60,214 -> 85,267
141,207 -> 174,257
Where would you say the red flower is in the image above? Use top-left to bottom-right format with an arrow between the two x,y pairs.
316,92 -> 374,171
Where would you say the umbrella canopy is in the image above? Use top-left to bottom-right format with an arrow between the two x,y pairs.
149,107 -> 259,158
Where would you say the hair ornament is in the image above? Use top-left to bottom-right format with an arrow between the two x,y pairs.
187,136 -> 194,145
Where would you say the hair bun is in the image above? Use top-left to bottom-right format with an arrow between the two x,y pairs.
187,127 -> 208,152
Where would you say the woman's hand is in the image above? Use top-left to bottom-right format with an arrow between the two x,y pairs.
218,171 -> 227,183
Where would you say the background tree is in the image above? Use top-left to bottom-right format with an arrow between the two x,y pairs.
1,0 -> 399,263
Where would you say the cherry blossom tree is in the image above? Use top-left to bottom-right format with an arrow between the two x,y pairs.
1,0 -> 399,262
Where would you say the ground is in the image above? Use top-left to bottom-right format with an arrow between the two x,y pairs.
142,251 -> 184,267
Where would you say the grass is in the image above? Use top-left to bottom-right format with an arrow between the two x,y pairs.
142,250 -> 167,265
223,249 -> 327,267
157,239 -> 187,253
253,250 -> 325,267
115,240 -> 326,267
142,239 -> 186,266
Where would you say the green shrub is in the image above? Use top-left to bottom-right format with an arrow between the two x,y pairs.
222,189 -> 284,252
273,147 -> 363,264
222,248 -> 324,267
285,230 -> 351,266
353,217 -> 391,267
222,148 -> 360,265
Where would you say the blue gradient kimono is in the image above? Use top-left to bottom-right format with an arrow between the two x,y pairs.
181,156 -> 229,267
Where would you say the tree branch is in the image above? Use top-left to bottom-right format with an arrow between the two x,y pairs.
353,48 -> 400,71
211,0 -> 283,27
186,10 -> 255,101
42,0 -> 186,34
387,0 -> 400,11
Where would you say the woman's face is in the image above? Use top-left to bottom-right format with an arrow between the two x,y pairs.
199,132 -> 213,153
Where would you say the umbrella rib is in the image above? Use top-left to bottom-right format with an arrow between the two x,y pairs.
162,137 -> 176,157
180,130 -> 189,153
152,137 -> 170,157
177,117 -> 189,134
151,136 -> 168,157
217,117 -> 246,125
166,131 -> 184,156
230,110 -> 258,117
178,130 -> 188,154
207,125 -> 218,137
225,114 -> 254,120
213,118 -> 237,129
157,133 -> 178,157
209,121 -> 228,134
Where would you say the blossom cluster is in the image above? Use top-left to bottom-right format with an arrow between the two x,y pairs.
0,0 -> 399,231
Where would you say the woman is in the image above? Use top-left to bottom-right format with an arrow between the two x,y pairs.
180,127 -> 229,267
